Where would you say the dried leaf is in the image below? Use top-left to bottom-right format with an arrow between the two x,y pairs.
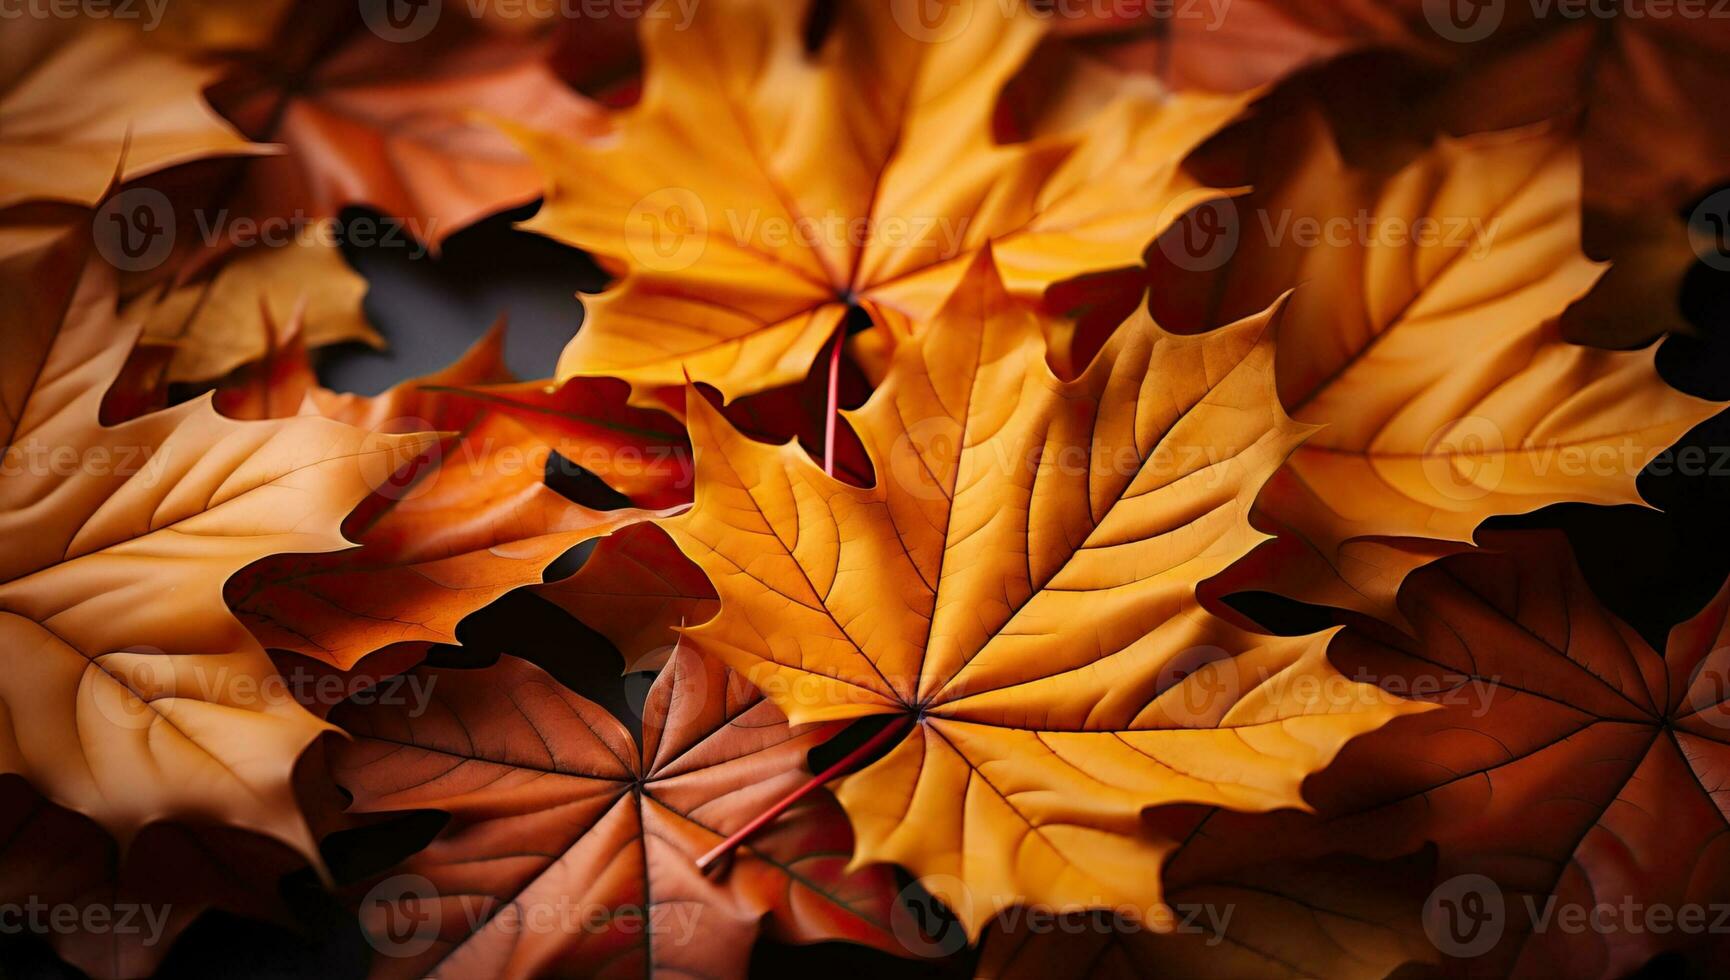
332,648 -> 905,979
223,324 -> 680,669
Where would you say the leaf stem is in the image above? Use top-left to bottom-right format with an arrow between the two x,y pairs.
695,714 -> 912,872
824,328 -> 844,477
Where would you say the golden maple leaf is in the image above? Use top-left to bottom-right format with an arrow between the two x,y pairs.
508,0 -> 1246,402
0,224 -> 435,860
665,251 -> 1422,937
1183,120 -> 1724,622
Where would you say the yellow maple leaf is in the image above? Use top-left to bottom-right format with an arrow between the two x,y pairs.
508,0 -> 1246,403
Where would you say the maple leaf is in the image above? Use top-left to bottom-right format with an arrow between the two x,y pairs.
0,20 -> 262,212
1086,118 -> 1722,621
0,226 -> 436,860
663,251 -> 1420,937
507,0 -> 1248,402
330,648 -> 907,979
129,229 -> 382,384
215,20 -> 607,252
220,323 -> 686,670
1190,531 -> 1730,977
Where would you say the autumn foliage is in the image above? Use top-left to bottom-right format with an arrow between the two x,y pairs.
2,0 -> 1728,977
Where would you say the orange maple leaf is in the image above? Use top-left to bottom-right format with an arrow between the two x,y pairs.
220,322 -> 687,670
663,251 -> 1421,937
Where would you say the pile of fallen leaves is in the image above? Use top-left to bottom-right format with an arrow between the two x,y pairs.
4,0 -> 1729,977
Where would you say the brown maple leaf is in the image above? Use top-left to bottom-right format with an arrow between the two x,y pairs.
119,6 -> 601,385
1186,530 -> 1730,977
214,17 -> 606,252
220,322 -> 687,670
331,648 -> 907,979
662,250 -> 1420,937
506,0 -> 1248,402
0,224 -> 436,861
